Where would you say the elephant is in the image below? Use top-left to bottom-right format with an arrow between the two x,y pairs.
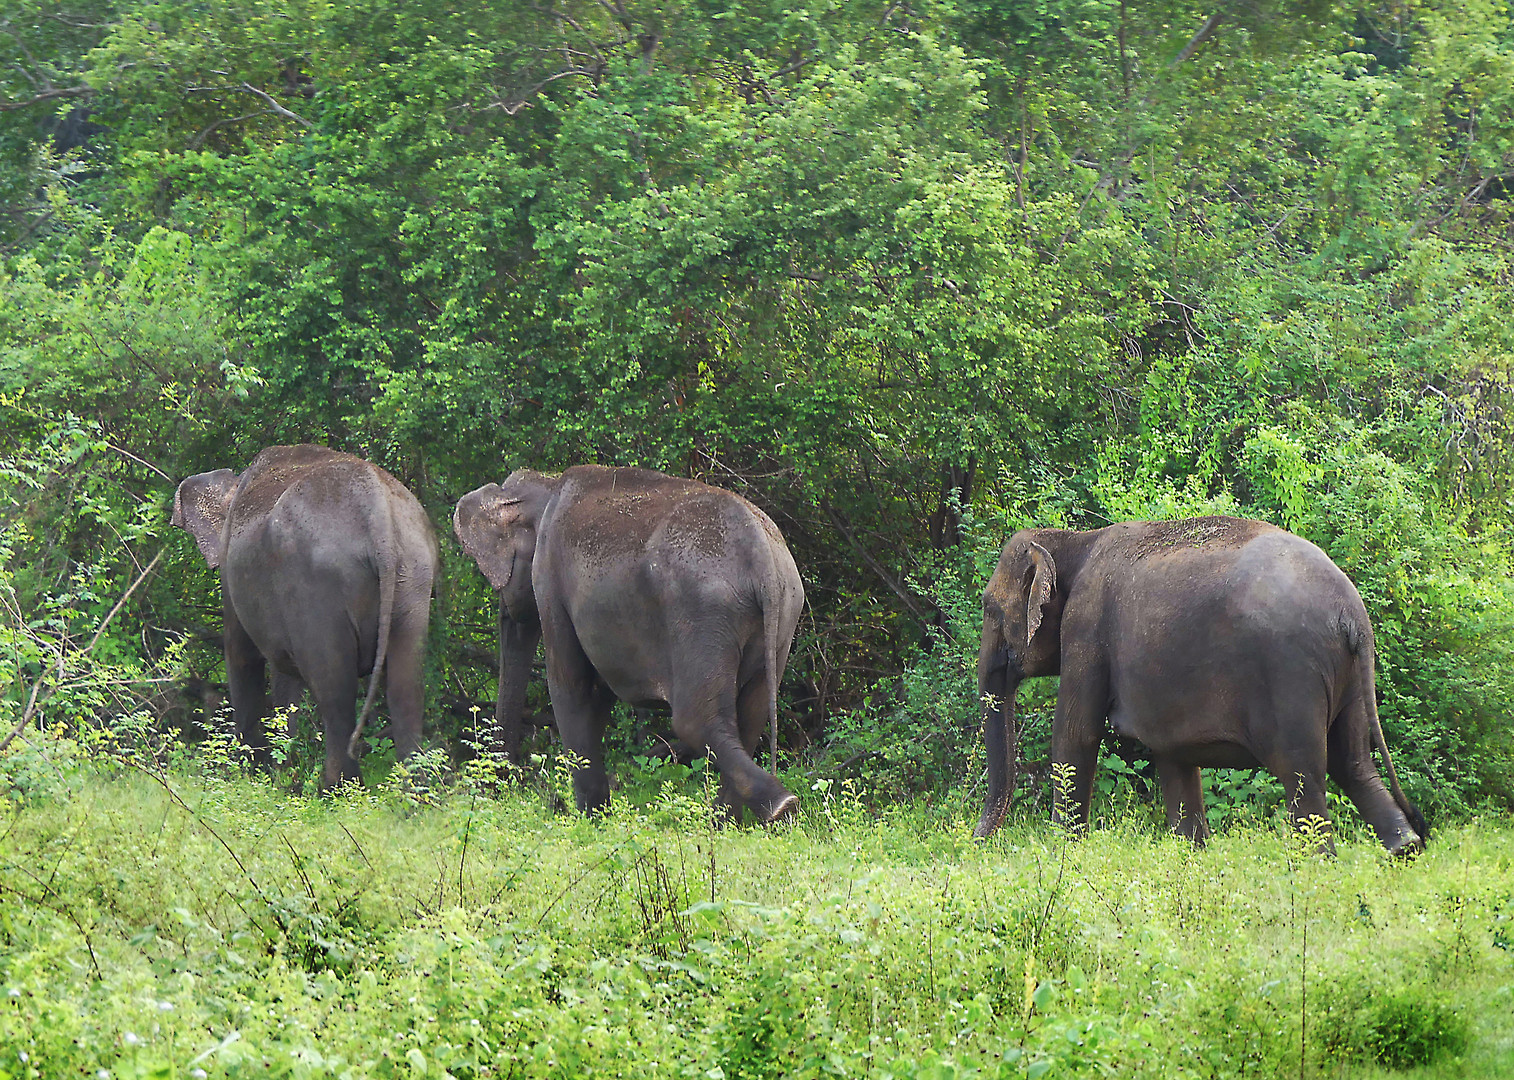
453,465 -> 804,822
973,516 -> 1426,855
172,445 -> 439,789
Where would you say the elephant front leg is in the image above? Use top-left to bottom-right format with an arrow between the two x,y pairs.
543,639 -> 613,815
559,687 -> 614,815
495,611 -> 541,765
1155,758 -> 1210,843
224,614 -> 272,769
1049,657 -> 1107,836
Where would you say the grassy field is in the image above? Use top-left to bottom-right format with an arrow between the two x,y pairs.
1,747 -> 1510,1079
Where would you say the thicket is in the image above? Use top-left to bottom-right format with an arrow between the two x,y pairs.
2,0 -> 1513,817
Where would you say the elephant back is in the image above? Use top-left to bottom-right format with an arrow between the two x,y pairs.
555,465 -> 787,573
227,445 -> 382,530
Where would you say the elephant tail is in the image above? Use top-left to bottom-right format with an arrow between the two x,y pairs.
1352,620 -> 1428,842
757,537 -> 802,776
350,473 -> 399,760
760,580 -> 782,774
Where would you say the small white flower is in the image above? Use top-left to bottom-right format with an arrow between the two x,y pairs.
191,1070 -> 208,1079
98,1071 -> 112,1080
123,1032 -> 142,1047
18,1052 -> 27,1063
157,1000 -> 174,1012
6,987 -> 18,998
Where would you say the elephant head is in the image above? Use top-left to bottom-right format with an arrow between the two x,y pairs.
975,534 -> 1062,839
453,470 -> 560,762
453,470 -> 560,621
171,469 -> 239,568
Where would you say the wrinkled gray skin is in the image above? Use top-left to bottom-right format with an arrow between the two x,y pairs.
172,445 -> 439,790
454,465 -> 804,823
975,517 -> 1426,855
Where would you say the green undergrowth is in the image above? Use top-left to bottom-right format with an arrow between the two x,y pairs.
1,752 -> 1511,1079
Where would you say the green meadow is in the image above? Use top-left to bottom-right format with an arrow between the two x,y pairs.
2,744 -> 1509,1079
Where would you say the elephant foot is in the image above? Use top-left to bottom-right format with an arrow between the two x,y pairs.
758,792 -> 800,824
974,795 -> 1010,841
318,766 -> 362,794
1384,828 -> 1424,858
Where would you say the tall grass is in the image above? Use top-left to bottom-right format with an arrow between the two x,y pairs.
0,745 -> 1509,1078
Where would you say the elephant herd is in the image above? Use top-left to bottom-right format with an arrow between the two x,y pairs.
173,444 -> 1426,854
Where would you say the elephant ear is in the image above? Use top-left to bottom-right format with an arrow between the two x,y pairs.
1024,542 -> 1057,647
172,469 -> 238,568
454,486 -> 531,591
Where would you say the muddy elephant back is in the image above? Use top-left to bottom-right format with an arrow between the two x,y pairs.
227,445 -> 373,530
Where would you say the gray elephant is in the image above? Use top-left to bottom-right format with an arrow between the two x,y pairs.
172,445 -> 439,789
974,516 -> 1426,854
453,465 -> 804,822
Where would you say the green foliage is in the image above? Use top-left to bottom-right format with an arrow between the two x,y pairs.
1,0 -> 1513,816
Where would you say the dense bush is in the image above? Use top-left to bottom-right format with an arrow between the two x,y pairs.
2,0 -> 1513,813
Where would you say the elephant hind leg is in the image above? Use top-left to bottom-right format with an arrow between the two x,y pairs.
383,606 -> 430,762
311,674 -> 362,792
225,615 -> 273,769
298,632 -> 363,791
735,674 -> 797,822
1263,746 -> 1332,854
1280,767 -> 1334,854
1251,687 -> 1334,853
673,676 -> 794,825
1155,758 -> 1210,844
1327,702 -> 1421,855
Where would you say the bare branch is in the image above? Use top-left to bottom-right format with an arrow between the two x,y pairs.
1169,8 -> 1228,70
0,85 -> 92,112
528,4 -> 609,68
44,14 -> 108,29
0,209 -> 54,254
0,22 -> 51,88
822,498 -> 948,636
105,441 -> 174,482
486,67 -> 597,114
190,109 -> 271,148
0,549 -> 164,755
237,82 -> 312,128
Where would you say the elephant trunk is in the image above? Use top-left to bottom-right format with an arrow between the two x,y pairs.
495,606 -> 541,764
974,638 -> 1019,840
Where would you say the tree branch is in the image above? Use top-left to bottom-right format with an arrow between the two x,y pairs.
190,109 -> 271,148
0,85 -> 92,112
1169,8 -> 1228,70
237,82 -> 313,127
0,549 -> 164,755
822,498 -> 948,636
